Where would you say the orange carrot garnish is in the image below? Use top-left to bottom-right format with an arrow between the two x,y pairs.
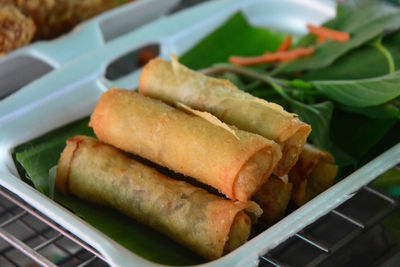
317,35 -> 327,44
307,24 -> 350,43
277,36 -> 292,52
229,47 -> 315,66
229,54 -> 275,66
279,47 -> 315,62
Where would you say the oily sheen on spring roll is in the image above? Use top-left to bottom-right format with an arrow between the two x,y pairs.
89,89 -> 281,202
289,144 -> 338,206
139,57 -> 311,176
56,136 -> 262,260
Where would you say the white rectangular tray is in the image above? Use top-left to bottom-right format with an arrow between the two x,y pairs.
0,0 -> 399,266
0,0 -> 179,100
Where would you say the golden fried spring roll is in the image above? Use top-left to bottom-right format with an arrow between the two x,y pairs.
253,176 -> 292,226
289,144 -> 338,206
89,89 -> 281,202
56,136 -> 262,260
138,56 -> 311,176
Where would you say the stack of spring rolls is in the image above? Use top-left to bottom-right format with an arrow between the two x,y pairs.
55,56 -> 338,261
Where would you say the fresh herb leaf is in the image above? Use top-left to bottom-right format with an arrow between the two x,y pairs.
338,102 -> 400,119
311,71 -> 400,107
330,110 -> 398,162
289,101 -> 334,148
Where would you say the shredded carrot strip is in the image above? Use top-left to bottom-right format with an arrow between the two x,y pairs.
229,47 -> 315,66
277,36 -> 292,52
317,35 -> 327,44
307,24 -> 350,43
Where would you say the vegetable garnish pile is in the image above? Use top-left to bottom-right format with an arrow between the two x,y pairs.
181,0 -> 400,175
228,24 -> 350,66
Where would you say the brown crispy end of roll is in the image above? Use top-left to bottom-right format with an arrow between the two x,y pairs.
253,176 -> 293,226
289,144 -> 338,206
55,136 -> 81,194
276,123 -> 311,176
224,211 -> 251,254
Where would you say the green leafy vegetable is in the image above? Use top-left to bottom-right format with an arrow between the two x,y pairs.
295,30 -> 400,81
311,71 -> 400,107
329,110 -> 397,161
14,118 -> 94,195
338,102 -> 400,119
181,5 -> 400,170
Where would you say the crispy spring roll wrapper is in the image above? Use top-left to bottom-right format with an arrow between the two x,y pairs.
56,135 -> 262,260
289,144 -> 338,206
89,89 -> 281,202
138,57 -> 311,176
252,176 -> 292,226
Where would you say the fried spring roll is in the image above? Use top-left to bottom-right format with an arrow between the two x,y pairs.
56,136 -> 262,260
89,89 -> 281,202
253,176 -> 292,226
138,56 -> 311,176
289,144 -> 338,206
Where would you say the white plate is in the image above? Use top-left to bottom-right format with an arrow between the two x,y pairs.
0,0 -> 399,266
0,0 -> 179,100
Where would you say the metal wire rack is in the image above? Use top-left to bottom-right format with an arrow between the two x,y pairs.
260,166 -> 400,267
1,166 -> 398,266
0,187 -> 109,267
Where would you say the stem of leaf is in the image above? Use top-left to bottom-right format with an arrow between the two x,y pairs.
200,64 -> 292,96
371,37 -> 395,74
200,64 -> 304,106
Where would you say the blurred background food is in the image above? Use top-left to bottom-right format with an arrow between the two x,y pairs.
0,4 -> 36,54
0,0 -> 131,54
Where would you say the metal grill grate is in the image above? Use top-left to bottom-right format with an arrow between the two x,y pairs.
259,166 -> 400,267
0,187 -> 109,267
2,170 -> 398,267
